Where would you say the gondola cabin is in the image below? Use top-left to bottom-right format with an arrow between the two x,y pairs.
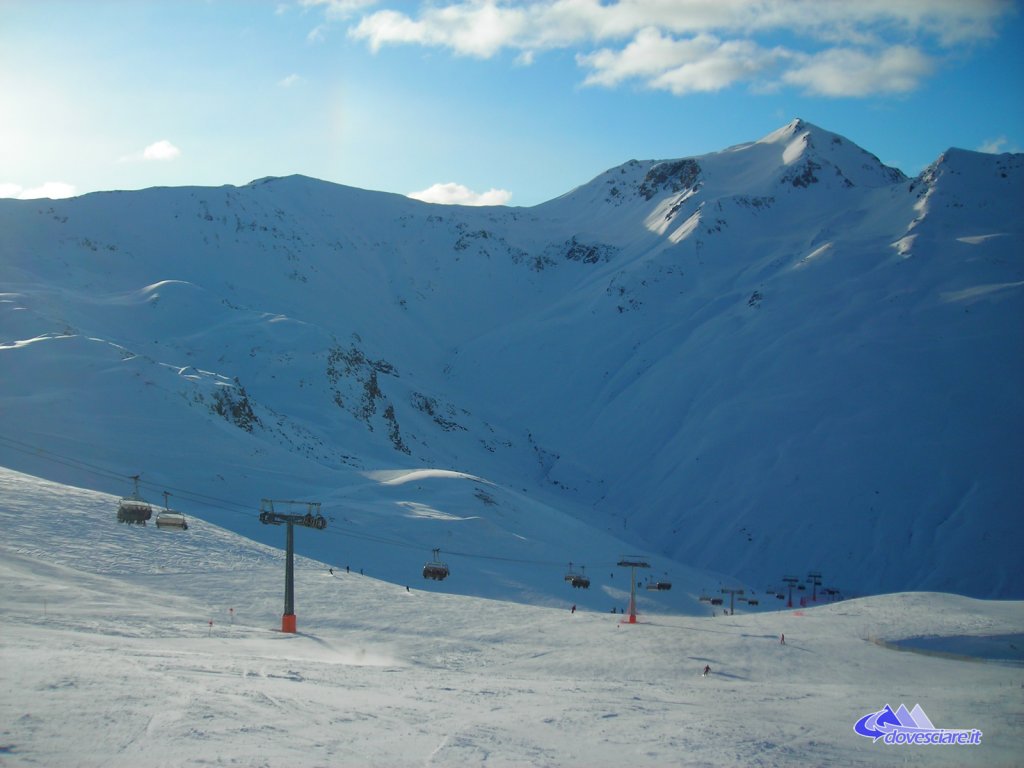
155,491 -> 188,530
570,574 -> 590,589
117,475 -> 152,525
565,563 -> 589,588
423,562 -> 449,581
423,548 -> 449,581
117,498 -> 152,524
710,597 -> 723,606
646,580 -> 672,591
156,510 -> 188,530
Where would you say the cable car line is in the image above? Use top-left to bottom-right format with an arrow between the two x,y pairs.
0,434 -> 128,485
0,433 -> 251,515
0,432 -> 664,581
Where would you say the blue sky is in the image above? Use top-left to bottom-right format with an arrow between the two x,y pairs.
2,0 -> 1021,206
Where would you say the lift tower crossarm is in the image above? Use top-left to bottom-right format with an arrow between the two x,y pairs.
259,499 -> 326,529
259,511 -> 327,528
617,558 -> 651,568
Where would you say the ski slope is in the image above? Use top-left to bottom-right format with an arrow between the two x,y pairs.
2,467 -> 1021,767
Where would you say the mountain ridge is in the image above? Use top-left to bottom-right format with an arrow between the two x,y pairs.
1,120 -> 1021,602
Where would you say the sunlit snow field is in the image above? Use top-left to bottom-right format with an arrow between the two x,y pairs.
1,467 -> 1021,767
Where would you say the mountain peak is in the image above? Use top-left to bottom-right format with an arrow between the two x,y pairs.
751,119 -> 907,189
756,117 -> 818,145
908,145 -> 1024,234
543,119 -> 907,216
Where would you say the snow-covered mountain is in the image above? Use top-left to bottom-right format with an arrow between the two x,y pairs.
2,119 -> 1021,602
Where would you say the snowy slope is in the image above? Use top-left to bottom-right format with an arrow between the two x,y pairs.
1,119 -> 1021,603
1,467 -> 1022,767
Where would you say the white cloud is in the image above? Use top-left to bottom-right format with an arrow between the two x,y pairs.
117,140 -> 183,164
654,40 -> 786,95
301,0 -> 379,21
351,3 -> 562,56
579,29 -> 785,94
782,45 -> 934,97
308,23 -> 328,43
279,73 -> 303,87
579,28 -> 717,88
408,182 -> 512,206
977,136 -> 1019,154
340,0 -> 1012,98
515,50 -> 535,66
0,181 -> 77,200
347,0 -> 1011,54
142,140 -> 182,161
351,10 -> 445,54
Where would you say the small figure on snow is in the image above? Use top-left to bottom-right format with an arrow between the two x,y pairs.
329,567 -> 334,575
571,604 -> 576,614
780,633 -> 785,645
703,665 -> 711,677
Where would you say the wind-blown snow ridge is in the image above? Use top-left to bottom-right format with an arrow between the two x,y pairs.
368,468 -> 488,485
0,120 -> 1021,604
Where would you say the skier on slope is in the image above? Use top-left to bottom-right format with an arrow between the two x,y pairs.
703,665 -> 711,677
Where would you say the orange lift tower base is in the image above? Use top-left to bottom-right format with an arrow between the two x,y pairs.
259,499 -> 327,633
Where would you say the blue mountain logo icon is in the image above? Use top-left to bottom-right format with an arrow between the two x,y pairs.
854,703 -> 981,746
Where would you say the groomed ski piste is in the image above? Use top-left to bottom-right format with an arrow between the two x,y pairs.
1,467 -> 1021,767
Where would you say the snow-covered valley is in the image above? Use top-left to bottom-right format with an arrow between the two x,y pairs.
1,467 -> 1021,767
